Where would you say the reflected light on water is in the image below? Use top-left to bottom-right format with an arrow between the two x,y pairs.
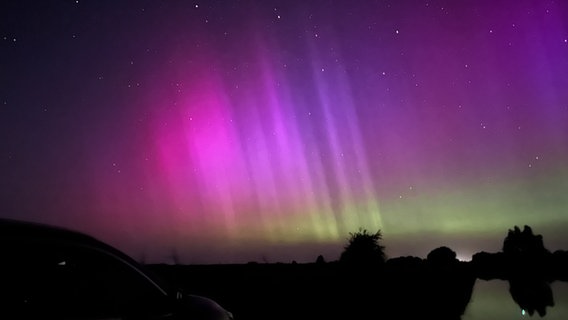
463,280 -> 568,320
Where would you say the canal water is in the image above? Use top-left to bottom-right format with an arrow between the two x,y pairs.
463,280 -> 568,319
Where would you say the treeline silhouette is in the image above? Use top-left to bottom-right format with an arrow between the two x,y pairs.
472,225 -> 566,317
148,225 -> 568,320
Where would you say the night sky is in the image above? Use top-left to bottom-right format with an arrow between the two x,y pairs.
1,0 -> 567,264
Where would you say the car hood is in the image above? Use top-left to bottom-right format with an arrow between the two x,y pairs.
178,293 -> 234,320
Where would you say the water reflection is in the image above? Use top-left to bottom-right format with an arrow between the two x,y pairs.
463,280 -> 568,320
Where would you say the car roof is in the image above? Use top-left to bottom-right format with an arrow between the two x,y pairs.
1,217 -> 92,238
0,218 -> 111,249
0,218 -> 145,269
0,218 -> 173,294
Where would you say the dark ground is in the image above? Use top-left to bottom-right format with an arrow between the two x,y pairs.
147,260 -> 476,320
147,248 -> 568,320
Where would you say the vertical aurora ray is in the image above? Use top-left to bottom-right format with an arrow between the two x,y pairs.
306,38 -> 385,237
182,78 -> 242,235
229,42 -> 367,243
155,68 -> 252,238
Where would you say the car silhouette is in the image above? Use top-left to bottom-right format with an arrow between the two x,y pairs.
0,218 -> 233,320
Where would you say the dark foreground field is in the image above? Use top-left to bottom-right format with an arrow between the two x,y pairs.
146,226 -> 568,319
147,260 -> 476,320
147,248 -> 568,320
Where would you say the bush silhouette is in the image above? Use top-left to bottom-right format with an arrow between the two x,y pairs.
339,228 -> 385,267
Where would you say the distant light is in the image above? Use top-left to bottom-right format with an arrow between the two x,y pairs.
58,261 -> 66,266
521,309 -> 526,316
456,253 -> 471,262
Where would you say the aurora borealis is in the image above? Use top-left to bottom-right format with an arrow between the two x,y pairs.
1,0 -> 567,264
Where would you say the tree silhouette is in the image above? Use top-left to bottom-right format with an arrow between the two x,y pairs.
503,225 -> 554,317
339,228 -> 385,267
427,246 -> 457,266
336,228 -> 386,318
425,246 -> 476,319
503,225 -> 549,257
